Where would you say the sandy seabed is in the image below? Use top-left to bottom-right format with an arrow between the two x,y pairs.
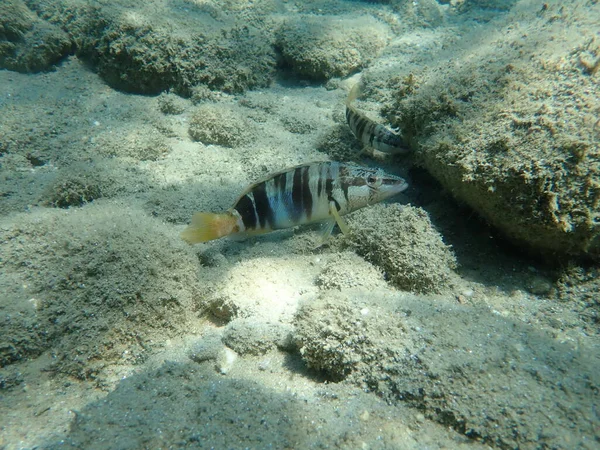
1,0 -> 599,449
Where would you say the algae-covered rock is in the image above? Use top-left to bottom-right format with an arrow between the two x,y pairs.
0,0 -> 71,72
294,287 -> 599,449
188,104 -> 253,147
21,0 -> 276,94
44,159 -> 151,208
346,204 -> 457,294
157,92 -> 187,115
392,0 -> 445,28
315,252 -> 387,291
455,0 -> 518,22
316,123 -> 362,161
0,203 -> 200,379
46,170 -> 103,208
222,318 -> 294,356
95,125 -> 170,161
198,255 -> 319,324
295,288 -> 410,381
188,330 -> 225,364
276,15 -> 390,80
387,8 -> 600,259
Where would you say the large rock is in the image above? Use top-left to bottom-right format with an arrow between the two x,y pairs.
276,14 -> 390,80
0,0 -> 71,72
21,0 -> 276,94
388,2 -> 600,259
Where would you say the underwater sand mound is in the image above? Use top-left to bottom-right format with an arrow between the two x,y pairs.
295,287 -> 600,449
0,202 -> 200,379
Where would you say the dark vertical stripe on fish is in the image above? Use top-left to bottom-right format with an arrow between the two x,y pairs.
317,169 -> 324,204
325,165 -> 341,211
346,109 -> 355,130
236,193 -> 257,230
301,165 -> 313,220
291,166 -> 303,220
368,130 -> 376,146
274,171 -> 286,194
355,116 -> 369,143
365,122 -> 377,142
340,167 -> 350,203
325,168 -> 333,202
252,182 -> 274,229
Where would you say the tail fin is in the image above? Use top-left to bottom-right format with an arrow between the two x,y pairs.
346,82 -> 362,106
181,212 -> 238,244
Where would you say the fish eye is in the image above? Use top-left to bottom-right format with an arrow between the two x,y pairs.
366,174 -> 378,186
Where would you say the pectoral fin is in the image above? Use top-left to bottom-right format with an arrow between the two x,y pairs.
317,219 -> 337,244
329,201 -> 350,235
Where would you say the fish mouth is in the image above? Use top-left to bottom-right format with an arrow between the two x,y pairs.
374,178 -> 408,204
384,177 -> 409,196
395,179 -> 409,193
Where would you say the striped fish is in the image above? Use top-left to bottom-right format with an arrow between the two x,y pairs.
181,161 -> 408,244
346,83 -> 410,155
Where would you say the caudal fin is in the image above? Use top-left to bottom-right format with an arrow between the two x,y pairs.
181,212 -> 238,244
346,82 -> 362,106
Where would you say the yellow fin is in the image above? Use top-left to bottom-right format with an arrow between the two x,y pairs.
181,212 -> 237,244
346,82 -> 362,106
329,201 -> 350,235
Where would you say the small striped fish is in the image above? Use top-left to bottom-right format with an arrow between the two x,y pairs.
181,161 -> 408,244
346,83 -> 410,155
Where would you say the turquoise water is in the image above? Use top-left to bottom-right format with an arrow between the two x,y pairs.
0,1 -> 598,448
